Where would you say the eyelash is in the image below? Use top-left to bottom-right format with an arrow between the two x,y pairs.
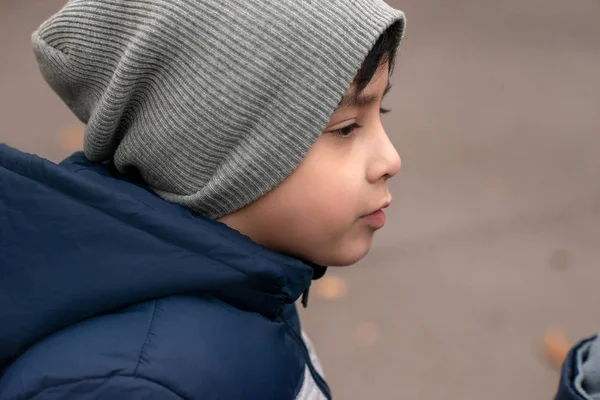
334,123 -> 362,137
333,108 -> 391,138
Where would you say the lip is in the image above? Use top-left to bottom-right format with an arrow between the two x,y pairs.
361,209 -> 386,229
361,198 -> 392,229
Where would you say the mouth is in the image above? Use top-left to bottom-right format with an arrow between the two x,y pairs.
360,198 -> 392,229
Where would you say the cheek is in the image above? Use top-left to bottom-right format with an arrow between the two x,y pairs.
259,139 -> 375,265
292,168 -> 362,229
284,141 -> 368,234
279,186 -> 371,266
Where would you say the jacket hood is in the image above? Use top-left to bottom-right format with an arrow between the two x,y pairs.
0,144 -> 320,370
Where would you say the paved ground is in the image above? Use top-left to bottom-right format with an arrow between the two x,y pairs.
1,1 -> 599,399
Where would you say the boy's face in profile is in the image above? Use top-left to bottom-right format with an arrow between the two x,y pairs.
219,62 -> 400,266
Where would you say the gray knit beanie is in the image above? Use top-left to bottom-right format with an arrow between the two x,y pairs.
33,0 -> 405,219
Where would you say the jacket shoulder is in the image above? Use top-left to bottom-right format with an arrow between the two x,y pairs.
0,296 -> 304,400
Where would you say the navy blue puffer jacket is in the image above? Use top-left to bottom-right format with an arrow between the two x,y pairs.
0,144 -> 330,400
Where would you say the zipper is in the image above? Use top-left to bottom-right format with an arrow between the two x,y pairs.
283,319 -> 332,400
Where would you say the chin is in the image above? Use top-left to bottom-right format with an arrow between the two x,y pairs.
323,238 -> 373,267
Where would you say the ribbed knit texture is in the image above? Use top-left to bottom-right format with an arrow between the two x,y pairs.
32,0 -> 405,218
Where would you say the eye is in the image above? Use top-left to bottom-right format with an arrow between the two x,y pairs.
380,107 -> 391,114
334,123 -> 361,138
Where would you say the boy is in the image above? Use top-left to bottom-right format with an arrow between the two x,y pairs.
0,0 -> 405,398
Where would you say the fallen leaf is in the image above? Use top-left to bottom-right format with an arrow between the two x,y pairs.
548,249 -> 572,271
58,124 -> 84,151
354,321 -> 381,346
312,276 -> 348,301
542,330 -> 571,368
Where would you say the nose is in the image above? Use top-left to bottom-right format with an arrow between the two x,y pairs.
366,128 -> 401,183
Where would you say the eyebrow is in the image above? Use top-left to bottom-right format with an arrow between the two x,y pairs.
337,82 -> 392,109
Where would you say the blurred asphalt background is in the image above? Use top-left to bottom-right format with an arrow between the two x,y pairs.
1,0 -> 600,399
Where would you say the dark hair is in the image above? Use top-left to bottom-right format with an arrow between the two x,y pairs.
354,20 -> 403,94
